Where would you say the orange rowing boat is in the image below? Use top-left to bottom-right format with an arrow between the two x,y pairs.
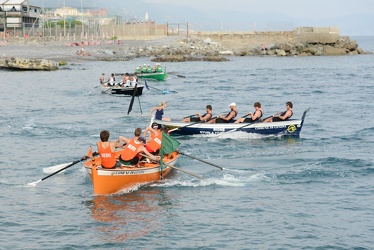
83,150 -> 180,195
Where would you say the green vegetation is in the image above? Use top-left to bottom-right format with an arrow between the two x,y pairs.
56,20 -> 82,28
44,21 -> 55,28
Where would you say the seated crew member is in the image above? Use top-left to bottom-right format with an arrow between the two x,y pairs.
99,73 -> 105,84
208,103 -> 238,123
264,101 -> 293,122
143,122 -> 163,155
130,73 -> 138,87
106,73 -> 115,87
97,130 -> 124,169
120,73 -> 130,87
181,105 -> 213,122
119,128 -> 159,167
234,102 -> 263,123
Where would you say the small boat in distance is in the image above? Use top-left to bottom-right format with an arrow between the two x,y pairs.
135,64 -> 168,81
100,83 -> 144,96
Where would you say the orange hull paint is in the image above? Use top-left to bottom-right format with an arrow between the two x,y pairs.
84,151 -> 179,195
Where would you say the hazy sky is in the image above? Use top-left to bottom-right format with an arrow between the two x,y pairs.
143,0 -> 374,20
31,0 -> 374,35
33,0 -> 374,19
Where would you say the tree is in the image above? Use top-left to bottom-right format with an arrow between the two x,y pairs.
57,20 -> 68,28
44,21 -> 55,28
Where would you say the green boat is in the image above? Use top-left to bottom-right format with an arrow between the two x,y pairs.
135,64 -> 168,81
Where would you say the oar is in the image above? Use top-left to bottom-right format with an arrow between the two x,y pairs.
127,83 -> 137,115
136,86 -> 143,116
168,72 -> 186,78
216,114 -> 275,136
28,155 -> 90,187
103,86 -> 113,93
140,154 -> 203,180
182,114 -> 196,119
168,115 -> 218,133
43,162 -> 70,174
145,80 -> 177,93
205,113 -> 230,124
43,152 -> 99,173
177,150 -> 224,170
165,162 -> 203,180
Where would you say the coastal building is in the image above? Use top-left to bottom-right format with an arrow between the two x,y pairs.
54,7 -> 91,18
54,7 -> 79,17
87,8 -> 107,17
0,0 -> 41,35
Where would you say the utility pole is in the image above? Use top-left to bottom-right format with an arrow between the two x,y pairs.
81,0 -> 84,39
63,0 -> 66,38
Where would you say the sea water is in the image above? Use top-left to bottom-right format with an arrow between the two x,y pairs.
0,36 -> 373,249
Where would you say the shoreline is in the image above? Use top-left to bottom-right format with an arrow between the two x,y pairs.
0,35 -> 371,68
0,39 -> 171,63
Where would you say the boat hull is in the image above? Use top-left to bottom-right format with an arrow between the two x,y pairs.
137,72 -> 168,81
84,151 -> 179,195
154,109 -> 309,136
101,85 -> 144,96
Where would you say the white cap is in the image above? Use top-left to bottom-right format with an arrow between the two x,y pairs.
228,102 -> 236,107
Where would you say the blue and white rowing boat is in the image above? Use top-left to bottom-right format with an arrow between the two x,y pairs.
152,109 -> 309,136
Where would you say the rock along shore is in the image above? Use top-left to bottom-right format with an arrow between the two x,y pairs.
0,34 -> 370,70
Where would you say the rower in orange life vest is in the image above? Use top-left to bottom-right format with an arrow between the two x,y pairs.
97,130 -> 124,169
143,122 -> 167,155
119,128 -> 159,167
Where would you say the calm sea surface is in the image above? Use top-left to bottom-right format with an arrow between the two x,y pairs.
1,36 -> 373,249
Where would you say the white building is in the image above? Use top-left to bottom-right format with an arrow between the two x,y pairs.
54,6 -> 91,18
0,0 -> 41,32
54,7 -> 79,17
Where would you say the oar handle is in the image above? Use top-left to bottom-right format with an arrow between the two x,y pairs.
168,116 -> 218,133
236,113 -> 277,130
182,114 -> 197,119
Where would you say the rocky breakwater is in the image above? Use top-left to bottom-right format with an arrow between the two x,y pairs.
235,36 -> 369,57
94,37 -> 230,62
94,36 -> 369,63
0,57 -> 58,70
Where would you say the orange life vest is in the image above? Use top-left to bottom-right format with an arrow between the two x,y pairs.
120,138 -> 142,161
145,132 -> 162,152
98,142 -> 116,169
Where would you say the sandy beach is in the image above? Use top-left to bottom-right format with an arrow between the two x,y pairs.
0,36 -> 181,63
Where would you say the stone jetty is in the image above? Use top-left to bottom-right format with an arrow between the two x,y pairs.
0,57 -> 58,70
0,26 -> 370,68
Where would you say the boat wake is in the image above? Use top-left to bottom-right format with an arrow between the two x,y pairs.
200,131 -> 281,140
150,169 -> 270,188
